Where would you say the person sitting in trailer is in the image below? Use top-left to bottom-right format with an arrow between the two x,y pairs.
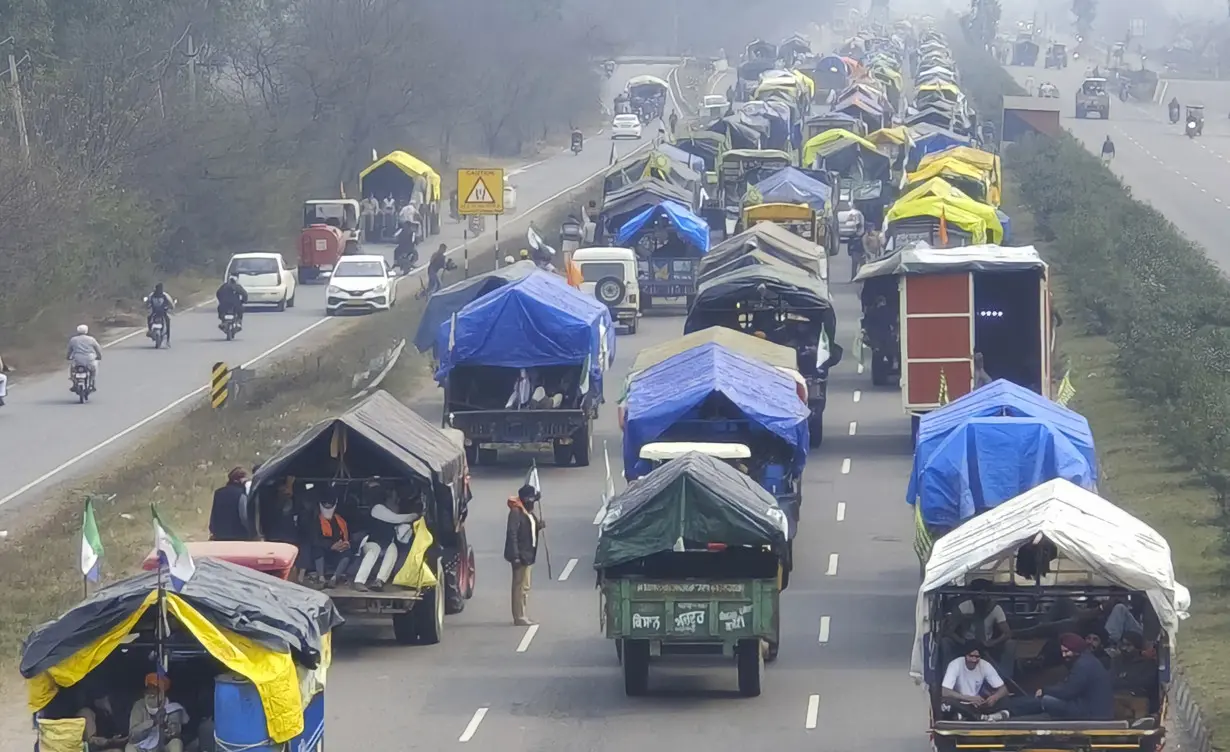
939,641 -> 1010,721
125,675 -> 187,752
353,487 -> 422,592
307,493 -> 352,588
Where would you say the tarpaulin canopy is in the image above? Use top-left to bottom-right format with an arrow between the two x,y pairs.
22,559 -> 343,741
911,479 -> 1192,679
886,194 -> 1003,244
413,261 -> 536,351
628,326 -> 798,378
804,131 -> 891,180
911,416 -> 1096,529
674,131 -> 729,170
656,142 -> 705,172
908,379 -> 1097,508
599,179 -> 695,230
622,342 -> 811,474
752,166 -> 832,210
700,221 -> 826,278
919,146 -> 1002,204
615,200 -> 710,252
604,151 -> 700,195
816,55 -> 851,76
594,452 -> 789,569
709,113 -> 769,149
250,390 -> 467,495
867,126 -> 913,146
435,270 -> 615,387
907,129 -> 971,164
359,150 -> 442,200
906,158 -> 991,203
855,243 -> 1046,280
689,262 -> 832,319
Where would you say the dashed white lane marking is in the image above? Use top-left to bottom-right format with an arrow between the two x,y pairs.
516,624 -> 539,653
818,616 -> 831,644
852,390 -> 862,403
826,553 -> 839,576
848,421 -> 857,435
805,694 -> 821,729
836,502 -> 846,522
459,708 -> 488,742
558,558 -> 578,581
840,457 -> 851,474
857,362 -> 864,374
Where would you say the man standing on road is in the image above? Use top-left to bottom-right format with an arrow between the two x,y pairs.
0,351 -> 10,406
668,111 -> 678,133
209,467 -> 251,541
504,484 -> 545,626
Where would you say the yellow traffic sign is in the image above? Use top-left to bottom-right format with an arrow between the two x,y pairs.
457,168 -> 504,215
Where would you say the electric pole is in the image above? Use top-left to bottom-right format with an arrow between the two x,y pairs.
2,39 -> 31,164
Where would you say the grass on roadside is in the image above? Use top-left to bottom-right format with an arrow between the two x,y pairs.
1006,183 -> 1230,747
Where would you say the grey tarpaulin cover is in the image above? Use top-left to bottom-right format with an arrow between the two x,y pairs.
688,262 -> 832,321
629,325 -> 798,377
413,261 -> 537,352
854,243 -> 1046,281
700,222 -> 827,279
21,558 -> 343,677
593,452 -> 789,569
249,390 -> 466,494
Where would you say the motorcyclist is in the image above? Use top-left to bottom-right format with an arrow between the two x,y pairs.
216,275 -> 248,325
66,324 -> 102,392
1170,97 -> 1181,122
427,243 -> 449,294
145,282 -> 176,345
1101,135 -> 1115,163
519,249 -> 531,262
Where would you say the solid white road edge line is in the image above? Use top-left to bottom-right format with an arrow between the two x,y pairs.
459,708 -> 488,742
0,318 -> 331,509
516,624 -> 540,653
848,421 -> 857,436
825,553 -> 839,576
805,694 -> 820,729
852,390 -> 862,403
818,616 -> 831,644
3,102 -> 670,508
836,502 -> 846,522
558,558 -> 578,581
840,458 -> 851,474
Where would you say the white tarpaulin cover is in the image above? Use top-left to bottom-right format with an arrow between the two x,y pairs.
855,243 -> 1046,280
909,478 -> 1191,679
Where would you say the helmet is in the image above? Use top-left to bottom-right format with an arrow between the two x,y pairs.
154,282 -> 164,294
76,324 -> 89,335
519,249 -> 530,259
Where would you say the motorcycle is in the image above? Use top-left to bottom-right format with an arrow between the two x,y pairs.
71,365 -> 94,403
146,307 -> 169,349
219,312 -> 242,341
1187,120 -> 1199,138
1170,110 -> 1180,124
394,222 -> 420,273
570,130 -> 583,155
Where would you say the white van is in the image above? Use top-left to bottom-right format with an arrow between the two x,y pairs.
571,247 -> 641,334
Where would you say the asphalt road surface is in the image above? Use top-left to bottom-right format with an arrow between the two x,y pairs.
1006,62 -> 1230,268
0,63 -> 676,512
323,266 -> 926,748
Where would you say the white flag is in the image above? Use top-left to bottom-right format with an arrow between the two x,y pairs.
603,440 -> 616,503
153,506 -> 195,591
525,462 -> 541,495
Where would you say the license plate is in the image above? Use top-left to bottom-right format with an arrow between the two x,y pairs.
224,314 -> 235,321
650,285 -> 688,297
152,323 -> 163,330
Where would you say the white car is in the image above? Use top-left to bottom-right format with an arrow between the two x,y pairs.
326,255 -> 397,315
225,253 -> 296,311
837,192 -> 864,240
611,114 -> 643,140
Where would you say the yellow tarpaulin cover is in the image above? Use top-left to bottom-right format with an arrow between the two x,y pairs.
391,517 -> 439,589
27,591 -> 309,744
867,126 -> 912,146
919,146 -> 1002,204
907,158 -> 996,206
916,81 -> 962,97
802,129 -> 881,167
870,65 -> 903,85
789,69 -> 815,96
886,196 -> 999,244
37,718 -> 85,752
359,151 -> 442,201
890,184 -> 1004,242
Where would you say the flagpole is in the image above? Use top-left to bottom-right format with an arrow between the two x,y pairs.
155,557 -> 168,749
533,460 -> 553,579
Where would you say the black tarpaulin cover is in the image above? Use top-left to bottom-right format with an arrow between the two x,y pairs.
21,558 -> 342,677
593,453 -> 789,569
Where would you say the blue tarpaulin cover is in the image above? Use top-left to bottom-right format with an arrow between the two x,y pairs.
912,416 -> 1096,529
615,200 -> 711,252
622,342 -> 810,475
996,209 -> 1012,242
753,167 -> 832,210
435,270 -> 615,390
909,130 -> 972,164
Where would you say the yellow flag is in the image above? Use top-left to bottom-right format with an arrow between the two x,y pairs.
1057,370 -> 1076,406
937,368 -> 950,406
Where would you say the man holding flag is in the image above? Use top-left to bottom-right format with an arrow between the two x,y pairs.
504,466 -> 545,626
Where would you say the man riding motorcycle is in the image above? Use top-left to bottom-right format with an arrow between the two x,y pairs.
1170,97 -> 1181,123
145,282 -> 176,346
216,275 -> 248,325
66,324 -> 102,392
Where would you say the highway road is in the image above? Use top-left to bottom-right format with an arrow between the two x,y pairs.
0,64 -> 677,513
1005,63 -> 1230,269
322,166 -> 924,749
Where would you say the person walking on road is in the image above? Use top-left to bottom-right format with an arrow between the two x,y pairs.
668,111 -> 679,133
1101,135 -> 1115,164
504,484 -> 545,626
209,467 -> 251,541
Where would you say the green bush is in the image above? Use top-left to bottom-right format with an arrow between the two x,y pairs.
951,33 -> 1230,501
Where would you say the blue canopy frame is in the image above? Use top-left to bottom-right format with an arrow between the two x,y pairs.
753,167 -> 832,210
615,200 -> 711,252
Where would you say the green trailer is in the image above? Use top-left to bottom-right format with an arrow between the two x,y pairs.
594,452 -> 789,697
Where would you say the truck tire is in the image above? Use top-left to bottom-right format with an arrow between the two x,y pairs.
870,352 -> 890,386
622,640 -> 650,696
736,639 -> 764,697
413,560 -> 446,645
553,439 -> 572,466
808,411 -> 824,448
392,612 -> 417,645
628,316 -> 638,335
765,640 -> 779,663
297,267 -> 315,285
444,539 -> 470,615
573,420 -> 592,467
464,441 -> 479,467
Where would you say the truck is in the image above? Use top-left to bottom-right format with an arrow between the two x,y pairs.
245,390 -> 475,645
852,243 -> 1054,443
298,199 -> 361,283
1075,77 -> 1110,119
436,269 -> 616,467
358,150 -> 442,238
595,452 -> 790,696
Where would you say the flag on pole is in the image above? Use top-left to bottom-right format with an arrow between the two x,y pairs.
1056,370 -> 1077,406
603,440 -> 616,503
152,506 -> 195,591
938,206 -> 949,246
937,368 -> 950,406
525,462 -> 541,496
81,499 -> 103,582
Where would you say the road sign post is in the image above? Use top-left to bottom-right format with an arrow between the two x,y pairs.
457,168 -> 506,215
211,362 -> 230,409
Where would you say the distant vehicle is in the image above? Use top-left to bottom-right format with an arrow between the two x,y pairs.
702,94 -> 729,116
1075,77 -> 1110,119
572,246 -> 641,334
837,191 -> 864,240
611,113 -> 643,140
225,252 -> 297,311
326,255 -> 398,315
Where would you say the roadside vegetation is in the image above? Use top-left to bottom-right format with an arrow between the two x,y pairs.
950,31 -> 1230,748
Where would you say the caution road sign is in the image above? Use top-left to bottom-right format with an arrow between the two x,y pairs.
457,168 -> 504,215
